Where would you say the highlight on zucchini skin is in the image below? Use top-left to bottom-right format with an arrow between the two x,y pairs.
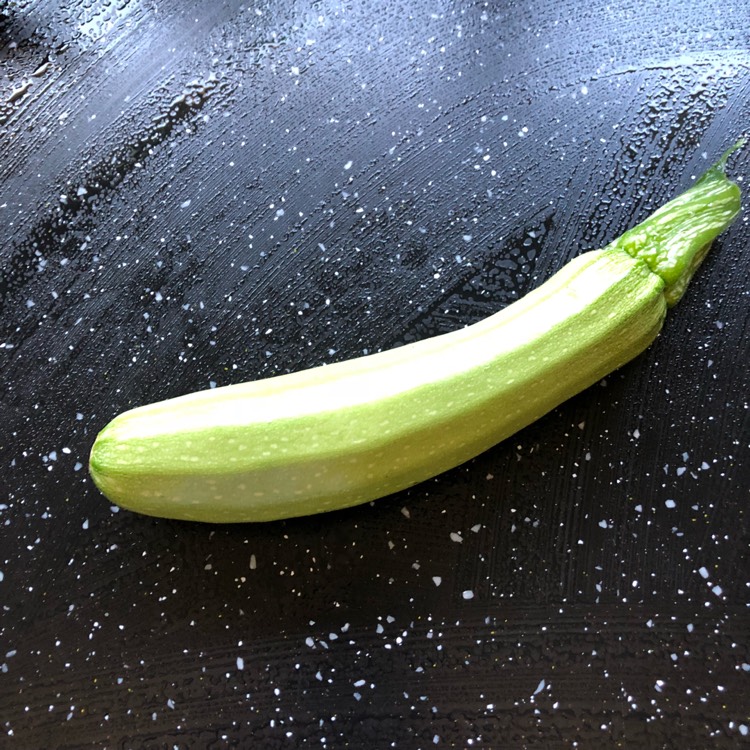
89,142 -> 743,523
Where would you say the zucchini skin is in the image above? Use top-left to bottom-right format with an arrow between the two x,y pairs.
90,249 -> 665,522
89,144 -> 742,523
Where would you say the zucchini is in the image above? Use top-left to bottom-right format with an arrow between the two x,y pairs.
89,143 -> 743,523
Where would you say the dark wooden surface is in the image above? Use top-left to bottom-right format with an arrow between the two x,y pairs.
1,1 -> 749,747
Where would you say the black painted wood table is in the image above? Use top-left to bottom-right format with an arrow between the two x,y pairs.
1,1 -> 749,747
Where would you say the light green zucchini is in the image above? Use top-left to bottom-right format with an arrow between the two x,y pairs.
89,143 -> 743,522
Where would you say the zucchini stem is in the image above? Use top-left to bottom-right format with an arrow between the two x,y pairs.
607,139 -> 744,306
